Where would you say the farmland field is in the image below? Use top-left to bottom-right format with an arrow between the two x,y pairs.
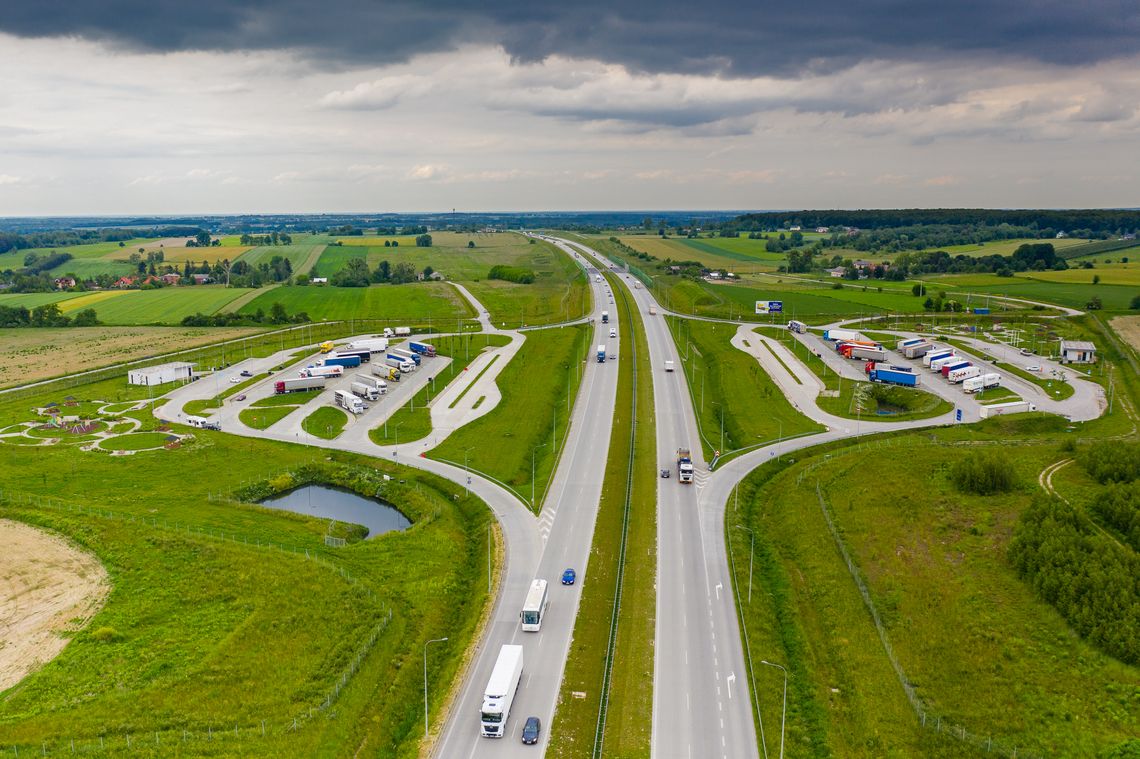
74,286 -> 251,324
1110,315 -> 1140,352
240,240 -> 329,272
0,326 -> 263,388
237,282 -> 472,323
1018,262 -> 1140,286
0,239 -> 153,272
316,232 -> 589,326
0,291 -> 90,310
140,246 -> 252,264
966,280 -> 1138,310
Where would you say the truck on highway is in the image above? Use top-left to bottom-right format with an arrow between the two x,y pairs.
350,381 -> 380,401
948,365 -> 982,384
300,365 -> 344,379
903,341 -> 934,359
385,355 -> 415,373
333,389 -> 365,415
321,354 -> 362,369
275,376 -> 327,394
346,338 -> 388,353
676,448 -> 694,483
648,305 -> 656,316
595,274 -> 602,282
823,328 -> 863,342
923,349 -> 954,367
978,400 -> 1037,419
520,579 -> 550,632
408,341 -> 436,357
665,360 -> 675,372
868,365 -> 920,387
928,354 -> 958,373
596,344 -> 606,363
481,645 -> 524,738
941,360 -> 971,378
354,374 -> 388,394
371,363 -> 400,381
390,347 -> 421,366
787,320 -> 808,334
601,310 -> 609,324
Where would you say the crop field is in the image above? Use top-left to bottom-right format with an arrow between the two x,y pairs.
316,233 -> 589,326
967,280 -> 1137,310
1110,315 -> 1140,352
140,246 -> 252,264
66,286 -> 251,324
730,426 -> 1139,758
237,282 -> 472,323
0,291 -> 90,310
0,326 -> 263,388
1019,262 -> 1140,286
617,235 -> 786,270
0,239 -> 153,272
431,324 -> 591,511
238,241 -> 329,272
0,375 -> 496,757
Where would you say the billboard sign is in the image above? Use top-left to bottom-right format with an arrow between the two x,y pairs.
755,300 -> 784,314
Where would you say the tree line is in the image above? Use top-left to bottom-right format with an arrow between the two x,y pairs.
0,303 -> 100,328
321,258 -> 434,287
719,209 -> 1140,236
180,302 -> 309,327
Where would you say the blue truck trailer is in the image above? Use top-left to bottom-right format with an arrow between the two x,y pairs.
869,366 -> 920,386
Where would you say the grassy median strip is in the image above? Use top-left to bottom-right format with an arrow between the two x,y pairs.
668,317 -> 823,462
549,269 -> 656,759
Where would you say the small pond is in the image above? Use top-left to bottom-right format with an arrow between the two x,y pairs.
260,485 -> 410,539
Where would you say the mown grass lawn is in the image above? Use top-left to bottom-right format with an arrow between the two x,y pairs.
301,405 -> 348,439
430,325 -> 591,510
240,405 -> 297,429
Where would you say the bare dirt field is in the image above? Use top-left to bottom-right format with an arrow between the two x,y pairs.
1110,316 -> 1140,353
0,519 -> 110,692
0,326 -> 263,388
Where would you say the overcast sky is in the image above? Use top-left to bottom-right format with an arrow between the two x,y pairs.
1,1 -> 1138,214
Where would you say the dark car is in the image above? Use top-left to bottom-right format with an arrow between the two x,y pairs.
240,370 -> 253,377
234,394 -> 247,402
561,568 -> 576,585
521,716 -> 541,744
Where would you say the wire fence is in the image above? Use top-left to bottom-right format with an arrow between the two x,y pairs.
0,488 -> 392,755
814,481 -> 1045,759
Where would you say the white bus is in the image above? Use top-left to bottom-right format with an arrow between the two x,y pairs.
520,579 -> 549,632
481,644 -> 524,737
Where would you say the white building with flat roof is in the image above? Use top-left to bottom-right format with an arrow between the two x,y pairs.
1059,340 -> 1096,364
128,361 -> 195,386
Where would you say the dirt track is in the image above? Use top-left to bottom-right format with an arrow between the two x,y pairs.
0,519 -> 109,692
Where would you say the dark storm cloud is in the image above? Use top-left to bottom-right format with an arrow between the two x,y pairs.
2,1 -> 1139,76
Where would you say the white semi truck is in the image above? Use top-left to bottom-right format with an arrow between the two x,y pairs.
350,381 -> 380,401
481,645 -> 524,738
333,389 -> 365,415
354,374 -> 388,394
347,338 -> 389,353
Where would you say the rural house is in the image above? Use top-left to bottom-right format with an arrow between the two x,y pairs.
54,276 -> 76,289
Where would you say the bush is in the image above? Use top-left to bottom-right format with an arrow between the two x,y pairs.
488,264 -> 536,284
1081,440 -> 1140,484
951,451 -> 1016,495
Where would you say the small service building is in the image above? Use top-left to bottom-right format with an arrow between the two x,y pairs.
1059,340 -> 1097,365
128,361 -> 196,386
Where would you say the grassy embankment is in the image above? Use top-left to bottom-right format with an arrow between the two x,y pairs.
728,417 -> 1139,758
430,325 -> 591,511
665,316 -> 824,462
549,268 -> 656,758
368,334 -> 511,446
0,374 -> 497,757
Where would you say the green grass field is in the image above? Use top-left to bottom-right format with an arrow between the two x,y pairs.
302,405 -> 348,439
0,374 -> 497,757
237,282 -> 473,324
729,429 -> 1139,757
550,272 -> 656,757
240,405 -> 297,429
431,325 -> 591,510
1,286 -> 253,325
667,317 -> 823,462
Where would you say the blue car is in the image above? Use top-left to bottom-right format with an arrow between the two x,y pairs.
561,568 -> 576,585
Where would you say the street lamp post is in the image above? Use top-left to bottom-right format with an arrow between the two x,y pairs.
735,524 -> 754,603
395,421 -> 404,448
463,445 -> 475,495
424,637 -> 448,740
532,442 -> 549,507
760,660 -> 788,759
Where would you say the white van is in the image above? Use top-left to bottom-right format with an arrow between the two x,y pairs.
609,328 -> 617,338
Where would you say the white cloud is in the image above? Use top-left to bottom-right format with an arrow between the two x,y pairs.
0,174 -> 23,185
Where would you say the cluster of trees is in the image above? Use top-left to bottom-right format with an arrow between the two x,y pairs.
184,231 -> 220,248
487,265 -> 535,284
22,250 -> 74,274
1091,483 -> 1140,553
180,302 -> 308,327
238,232 -> 293,246
1008,496 -> 1140,666
0,226 -> 200,253
415,234 -> 433,247
951,451 -> 1017,494
1081,441 -> 1140,484
0,303 -> 99,328
327,258 -> 430,287
228,255 -> 293,287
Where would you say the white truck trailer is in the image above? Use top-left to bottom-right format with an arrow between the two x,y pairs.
300,365 -> 344,379
354,374 -> 388,394
481,645 -> 524,738
948,365 -> 982,384
333,389 -> 365,415
349,381 -> 380,401
979,400 -> 1037,418
347,338 -> 389,353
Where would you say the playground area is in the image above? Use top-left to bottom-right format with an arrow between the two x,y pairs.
0,398 -> 189,455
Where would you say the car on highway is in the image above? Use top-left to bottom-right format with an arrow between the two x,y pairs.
229,376 -> 242,383
561,568 -> 576,585
521,716 -> 541,745
234,394 -> 247,402
660,468 -> 671,478
1019,348 -> 1033,356
1026,365 -> 1041,372
609,328 -> 617,338
240,370 -> 253,377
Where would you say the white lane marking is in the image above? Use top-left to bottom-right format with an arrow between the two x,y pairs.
726,672 -> 736,699
715,582 -> 722,599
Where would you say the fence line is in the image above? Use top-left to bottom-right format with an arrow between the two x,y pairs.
814,481 -> 1043,758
